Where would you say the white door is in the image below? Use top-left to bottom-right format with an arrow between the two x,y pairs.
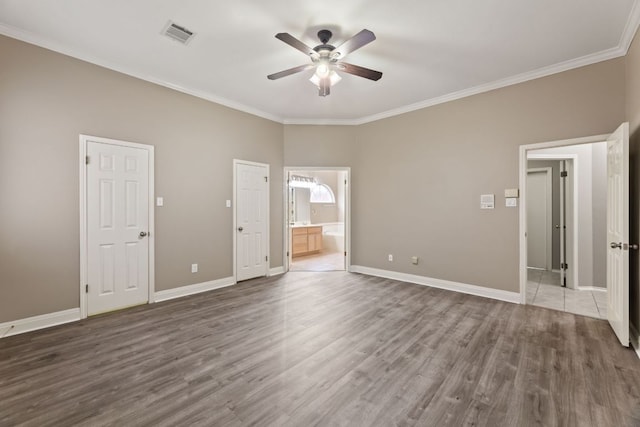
606,122 -> 629,347
235,161 -> 268,281
527,168 -> 552,270
87,141 -> 150,315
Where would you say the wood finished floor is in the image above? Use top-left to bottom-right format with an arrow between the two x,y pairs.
1,271 -> 640,426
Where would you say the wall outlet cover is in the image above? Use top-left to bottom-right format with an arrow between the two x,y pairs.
506,198 -> 518,207
191,263 -> 198,273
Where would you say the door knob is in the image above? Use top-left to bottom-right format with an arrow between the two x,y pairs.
238,227 -> 243,232
555,224 -> 560,229
139,231 -> 148,238
630,244 -> 639,250
610,242 -> 622,249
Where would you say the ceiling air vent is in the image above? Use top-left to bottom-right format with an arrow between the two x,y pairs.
162,21 -> 195,45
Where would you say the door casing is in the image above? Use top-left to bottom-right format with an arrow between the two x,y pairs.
283,166 -> 351,273
519,134 -> 608,304
79,134 -> 155,319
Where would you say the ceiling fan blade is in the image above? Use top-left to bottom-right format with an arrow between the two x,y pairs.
336,62 -> 383,81
332,29 -> 376,58
267,64 -> 314,80
275,33 -> 316,57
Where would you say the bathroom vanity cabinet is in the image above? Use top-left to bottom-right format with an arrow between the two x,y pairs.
292,226 -> 323,257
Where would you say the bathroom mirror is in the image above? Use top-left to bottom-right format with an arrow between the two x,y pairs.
290,187 -> 311,224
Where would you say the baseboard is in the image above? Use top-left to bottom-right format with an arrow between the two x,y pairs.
577,286 -> 607,292
154,276 -> 236,303
630,323 -> 640,359
0,308 -> 81,339
350,265 -> 520,304
269,266 -> 285,276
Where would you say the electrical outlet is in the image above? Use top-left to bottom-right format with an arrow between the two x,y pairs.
191,263 -> 198,273
411,256 -> 419,265
226,200 -> 231,208
388,254 -> 393,262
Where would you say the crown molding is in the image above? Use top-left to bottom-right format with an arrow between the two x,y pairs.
0,23 -> 285,124
2,1 -> 639,128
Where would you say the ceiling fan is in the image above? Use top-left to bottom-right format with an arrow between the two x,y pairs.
267,29 -> 383,96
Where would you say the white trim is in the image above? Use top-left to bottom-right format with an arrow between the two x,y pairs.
577,286 -> 607,292
233,159 -> 270,282
519,134 -> 608,304
79,134 -> 155,318
154,277 -> 235,302
526,167 -> 553,271
631,323 -> 640,359
351,265 -> 520,304
620,0 -> 640,54
285,47 -> 633,126
0,24 -> 283,125
3,3 -> 639,128
0,308 -> 81,339
269,266 -> 285,276
283,167 -> 351,273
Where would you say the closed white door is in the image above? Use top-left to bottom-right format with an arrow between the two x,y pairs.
606,122 -> 629,347
527,169 -> 552,270
235,161 -> 268,281
87,141 -> 150,315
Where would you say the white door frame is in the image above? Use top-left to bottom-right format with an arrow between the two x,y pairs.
526,167 -> 553,271
519,134 -> 608,304
79,134 -> 155,319
233,159 -> 270,282
528,154 -> 579,289
283,166 -> 351,273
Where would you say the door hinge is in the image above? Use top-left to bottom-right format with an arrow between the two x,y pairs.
85,155 -> 90,165
563,277 -> 567,287
286,251 -> 289,257
345,179 -> 347,185
561,263 -> 569,270
561,171 -> 568,178
264,176 -> 268,182
344,251 -> 347,256
265,255 -> 268,261
85,284 -> 89,293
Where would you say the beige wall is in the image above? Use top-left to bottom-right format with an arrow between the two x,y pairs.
626,31 -> 640,331
286,59 -> 625,292
1,30 -> 635,324
0,35 -> 284,322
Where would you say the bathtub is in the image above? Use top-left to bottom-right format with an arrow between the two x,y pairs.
319,222 -> 345,253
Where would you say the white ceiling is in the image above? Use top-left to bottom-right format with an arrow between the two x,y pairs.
1,0 -> 639,124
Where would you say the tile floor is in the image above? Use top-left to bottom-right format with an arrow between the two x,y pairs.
526,269 -> 607,319
289,251 -> 345,272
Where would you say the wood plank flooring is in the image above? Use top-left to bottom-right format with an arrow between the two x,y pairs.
1,271 -> 640,426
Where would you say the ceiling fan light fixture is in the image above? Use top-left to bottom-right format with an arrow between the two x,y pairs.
309,70 -> 341,89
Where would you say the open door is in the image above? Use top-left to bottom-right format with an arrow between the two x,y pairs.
560,160 -> 576,289
606,122 -> 630,347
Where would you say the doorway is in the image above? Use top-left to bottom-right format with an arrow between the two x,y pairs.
284,167 -> 350,272
79,135 -> 155,318
519,123 -> 630,347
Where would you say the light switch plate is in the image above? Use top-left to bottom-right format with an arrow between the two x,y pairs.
226,200 -> 231,208
156,197 -> 164,207
505,188 -> 519,198
506,198 -> 518,207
